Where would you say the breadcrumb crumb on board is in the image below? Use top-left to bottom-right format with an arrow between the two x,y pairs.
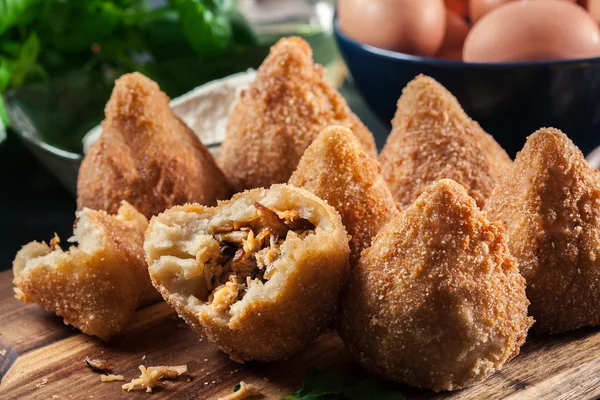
122,364 -> 187,393
218,381 -> 263,400
100,374 -> 124,382
84,356 -> 110,372
35,378 -> 48,389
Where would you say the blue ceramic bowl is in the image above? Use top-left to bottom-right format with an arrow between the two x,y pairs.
334,17 -> 600,156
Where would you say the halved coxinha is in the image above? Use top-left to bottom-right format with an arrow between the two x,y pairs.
145,184 -> 350,362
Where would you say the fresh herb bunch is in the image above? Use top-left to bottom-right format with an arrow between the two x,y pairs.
0,0 -> 261,125
281,367 -> 406,400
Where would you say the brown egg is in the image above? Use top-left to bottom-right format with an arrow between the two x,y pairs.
464,0 -> 600,62
445,0 -> 469,17
470,0 -> 577,22
437,10 -> 470,60
338,0 -> 446,57
469,0 -> 515,22
587,0 -> 600,23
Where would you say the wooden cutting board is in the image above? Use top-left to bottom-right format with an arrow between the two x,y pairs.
1,268 -> 599,400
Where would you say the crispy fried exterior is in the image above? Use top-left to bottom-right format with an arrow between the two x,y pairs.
485,128 -> 600,333
289,126 -> 399,264
219,37 -> 377,192
145,184 -> 349,362
77,72 -> 230,219
340,179 -> 532,392
12,202 -> 151,341
379,75 -> 512,209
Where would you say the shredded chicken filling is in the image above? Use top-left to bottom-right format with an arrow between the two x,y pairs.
200,203 -> 315,313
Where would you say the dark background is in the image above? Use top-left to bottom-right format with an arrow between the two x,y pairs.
0,131 -> 74,272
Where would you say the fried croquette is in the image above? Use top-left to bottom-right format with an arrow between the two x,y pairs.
379,75 -> 512,209
77,72 -> 230,219
144,184 -> 349,362
340,179 -> 532,392
12,202 -> 151,341
289,126 -> 399,264
486,128 -> 600,334
219,37 -> 377,193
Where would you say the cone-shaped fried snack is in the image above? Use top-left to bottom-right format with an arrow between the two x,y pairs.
219,37 -> 377,192
145,184 -> 349,362
13,202 -> 151,341
379,75 -> 511,209
289,126 -> 399,264
77,72 -> 229,219
340,179 -> 532,392
486,128 -> 600,334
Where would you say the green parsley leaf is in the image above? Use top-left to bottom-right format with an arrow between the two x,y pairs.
295,367 -> 345,397
8,32 -> 43,87
0,0 -> 40,36
228,9 -> 257,47
0,101 -> 7,135
173,0 -> 232,55
0,59 -> 11,92
283,366 -> 406,400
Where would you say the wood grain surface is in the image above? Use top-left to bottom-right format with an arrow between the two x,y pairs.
0,269 -> 599,399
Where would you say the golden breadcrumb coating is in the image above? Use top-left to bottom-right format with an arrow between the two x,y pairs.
340,179 -> 532,392
486,128 -> 600,333
219,37 -> 377,192
13,202 -> 151,341
379,75 -> 512,209
77,72 -> 230,219
145,184 -> 349,362
289,126 -> 399,264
